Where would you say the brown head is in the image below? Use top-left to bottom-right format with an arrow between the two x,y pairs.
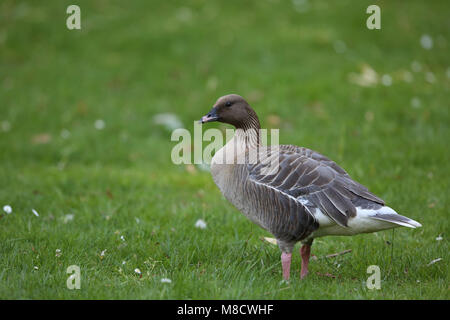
200,94 -> 260,130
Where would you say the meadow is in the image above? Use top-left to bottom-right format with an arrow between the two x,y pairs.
0,0 -> 448,299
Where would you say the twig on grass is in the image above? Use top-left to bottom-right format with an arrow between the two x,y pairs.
315,272 -> 337,278
325,249 -> 352,259
264,285 -> 291,296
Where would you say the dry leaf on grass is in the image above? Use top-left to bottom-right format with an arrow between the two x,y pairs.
31,133 -> 52,145
348,64 -> 378,87
261,237 -> 277,245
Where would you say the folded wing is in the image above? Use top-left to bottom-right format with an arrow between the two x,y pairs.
247,145 -> 385,227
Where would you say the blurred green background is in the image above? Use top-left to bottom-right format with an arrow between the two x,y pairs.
0,0 -> 448,299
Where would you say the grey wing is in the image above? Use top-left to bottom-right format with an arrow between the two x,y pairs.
248,145 -> 385,227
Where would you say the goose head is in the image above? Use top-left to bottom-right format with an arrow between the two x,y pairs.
200,94 -> 260,130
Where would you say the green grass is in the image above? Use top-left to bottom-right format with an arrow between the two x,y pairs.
0,0 -> 448,299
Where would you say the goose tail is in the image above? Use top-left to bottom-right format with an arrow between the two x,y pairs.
370,212 -> 422,229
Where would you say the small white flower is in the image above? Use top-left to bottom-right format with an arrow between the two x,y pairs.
60,129 -> 70,139
32,209 -> 39,217
1,121 -> 11,132
292,0 -> 309,13
134,268 -> 142,275
55,249 -> 62,257
420,34 -> 433,50
425,72 -> 436,83
175,7 -> 193,23
100,249 -> 107,257
411,61 -> 422,72
63,214 -> 74,223
436,235 -> 443,241
333,40 -> 347,54
411,97 -> 421,109
206,76 -> 218,91
57,161 -> 66,171
3,205 -> 12,214
94,119 -> 105,130
122,261 -> 126,265
381,74 -> 392,86
195,219 -> 207,229
120,235 -> 125,241
34,266 -> 39,270
161,278 -> 172,283
403,71 -> 413,83
153,113 -> 183,131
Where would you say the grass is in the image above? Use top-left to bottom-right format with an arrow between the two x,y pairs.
0,0 -> 448,299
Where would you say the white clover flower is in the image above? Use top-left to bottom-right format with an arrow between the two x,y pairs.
333,40 -> 347,54
411,61 -> 422,72
3,205 -> 12,214
195,219 -> 207,229
63,214 -> 74,223
1,121 -> 11,132
60,129 -> 70,139
420,34 -> 433,50
153,113 -> 183,131
95,119 -> 105,130
411,97 -> 421,109
425,72 -> 436,83
403,71 -> 413,83
175,7 -> 192,23
381,74 -> 392,86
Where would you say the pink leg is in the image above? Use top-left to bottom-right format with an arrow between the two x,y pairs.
300,244 -> 311,279
281,252 -> 292,280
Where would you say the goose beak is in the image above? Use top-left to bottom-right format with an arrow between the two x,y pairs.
199,108 -> 220,124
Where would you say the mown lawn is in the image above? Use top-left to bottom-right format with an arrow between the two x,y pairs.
0,0 -> 448,299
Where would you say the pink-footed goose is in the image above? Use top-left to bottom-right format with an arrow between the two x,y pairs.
200,94 -> 422,280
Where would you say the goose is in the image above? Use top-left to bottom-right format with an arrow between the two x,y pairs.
200,94 -> 422,280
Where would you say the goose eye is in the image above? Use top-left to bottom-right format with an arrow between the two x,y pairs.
225,101 -> 233,107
